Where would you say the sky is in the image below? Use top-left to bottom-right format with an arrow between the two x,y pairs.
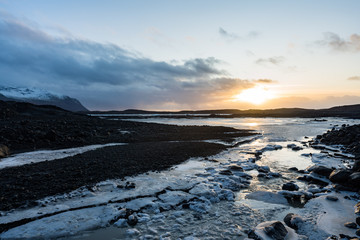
0,0 -> 359,110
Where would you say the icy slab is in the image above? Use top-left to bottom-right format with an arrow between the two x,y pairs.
0,204 -> 122,239
0,143 -> 125,169
245,191 -> 288,205
298,194 -> 358,239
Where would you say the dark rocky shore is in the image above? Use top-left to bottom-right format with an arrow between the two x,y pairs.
309,124 -> 360,192
0,101 -> 256,211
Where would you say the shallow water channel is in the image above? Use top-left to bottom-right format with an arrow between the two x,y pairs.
1,117 -> 360,240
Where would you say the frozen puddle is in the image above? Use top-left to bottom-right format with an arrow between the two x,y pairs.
1,118 -> 360,239
0,143 -> 125,169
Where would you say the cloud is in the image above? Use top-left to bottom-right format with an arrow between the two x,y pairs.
348,76 -> 360,81
219,27 -> 259,41
0,14 -> 271,110
319,32 -> 360,52
255,56 -> 285,65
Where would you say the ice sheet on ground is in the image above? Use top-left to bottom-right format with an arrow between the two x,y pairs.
1,204 -> 122,239
298,193 -> 358,239
0,143 -> 125,169
245,191 -> 288,205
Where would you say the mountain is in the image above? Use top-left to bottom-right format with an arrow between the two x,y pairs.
87,104 -> 360,119
0,87 -> 88,112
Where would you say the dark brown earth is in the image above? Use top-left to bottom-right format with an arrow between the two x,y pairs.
0,101 -> 256,211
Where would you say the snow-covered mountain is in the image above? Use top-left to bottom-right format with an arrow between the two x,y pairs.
0,87 -> 88,112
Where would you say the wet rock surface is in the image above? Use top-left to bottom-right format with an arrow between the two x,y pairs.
319,124 -> 360,158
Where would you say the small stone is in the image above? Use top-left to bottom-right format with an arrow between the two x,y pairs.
228,164 -> 244,171
356,217 -> 360,226
288,167 -> 298,172
0,144 -> 10,158
258,166 -> 270,173
326,196 -> 339,201
356,229 -> 360,236
219,169 -> 233,175
127,213 -> 138,226
344,222 -> 357,229
282,182 -> 299,191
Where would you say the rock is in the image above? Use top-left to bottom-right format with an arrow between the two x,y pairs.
329,169 -> 352,183
356,229 -> 360,237
307,165 -> 333,178
282,182 -> 299,191
283,213 -> 303,230
350,173 -> 360,186
263,221 -> 288,240
258,166 -> 270,173
127,213 -> 138,226
219,169 -> 233,175
344,222 -> 357,229
0,144 -> 10,158
287,144 -> 303,151
257,173 -> 267,178
353,160 -> 360,172
114,218 -> 128,228
356,202 -> 360,215
288,167 -> 298,172
356,217 -> 360,226
326,195 -> 338,201
228,164 -> 244,171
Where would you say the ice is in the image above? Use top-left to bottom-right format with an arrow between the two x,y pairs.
158,191 -> 194,206
0,143 -> 125,169
0,205 -> 122,239
124,197 -> 157,211
245,191 -> 289,205
297,194 -> 359,239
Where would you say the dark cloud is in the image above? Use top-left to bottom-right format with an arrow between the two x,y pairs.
255,56 -> 285,65
348,76 -> 360,81
219,27 -> 259,41
319,32 -> 360,52
0,15 -> 272,110
254,79 -> 277,84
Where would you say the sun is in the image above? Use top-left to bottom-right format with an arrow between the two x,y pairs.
233,86 -> 275,105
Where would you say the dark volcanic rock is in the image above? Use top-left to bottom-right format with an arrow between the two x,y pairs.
350,172 -> 360,186
282,182 -> 299,191
283,213 -> 303,230
263,221 -> 288,240
0,144 -> 9,158
319,124 -> 360,158
307,165 -> 333,178
344,222 -> 357,229
326,196 -> 339,201
329,169 -> 352,183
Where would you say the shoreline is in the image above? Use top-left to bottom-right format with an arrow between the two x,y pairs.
0,102 -> 256,212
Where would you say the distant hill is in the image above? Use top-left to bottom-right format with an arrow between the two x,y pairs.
87,104 -> 360,119
0,87 -> 88,112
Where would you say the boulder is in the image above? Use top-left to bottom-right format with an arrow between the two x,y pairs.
353,160 -> 360,172
344,222 -> 357,229
0,144 -> 10,158
329,169 -> 352,183
263,221 -> 288,240
349,172 -> 360,186
307,165 -> 333,178
283,213 -> 303,230
282,182 -> 299,191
